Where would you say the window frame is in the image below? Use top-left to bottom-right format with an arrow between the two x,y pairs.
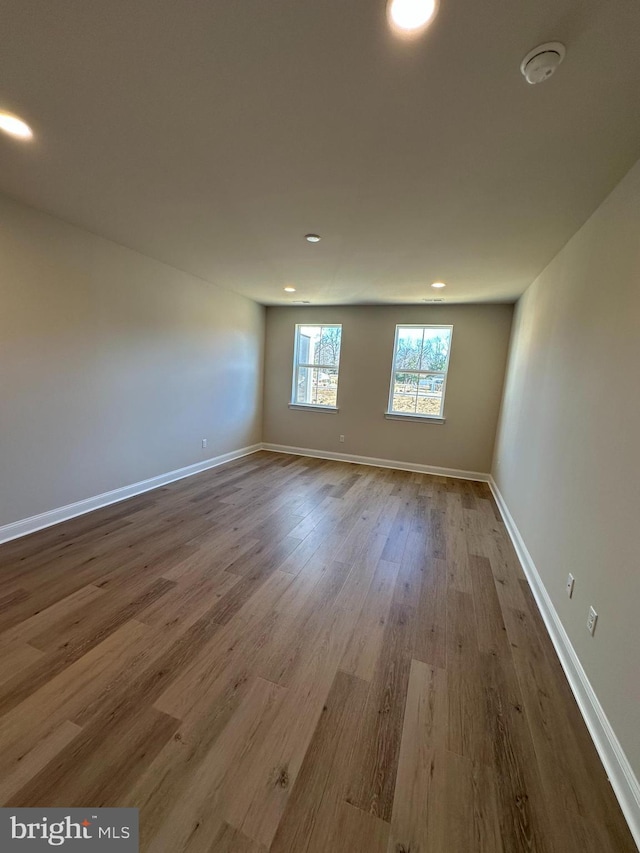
290,323 -> 343,412
386,324 -> 453,422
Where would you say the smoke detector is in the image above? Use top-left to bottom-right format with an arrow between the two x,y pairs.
520,42 -> 565,84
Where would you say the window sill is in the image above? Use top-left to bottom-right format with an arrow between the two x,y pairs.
384,412 -> 446,424
289,404 -> 339,413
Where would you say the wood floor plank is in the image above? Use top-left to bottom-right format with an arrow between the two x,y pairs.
0,583 -> 106,647
0,720 -> 82,805
394,529 -> 425,607
126,669 -> 256,848
444,491 -> 473,593
209,537 -> 302,625
481,648 -> 555,853
413,555 -> 447,668
446,588 -> 489,765
339,558 -> 400,682
0,452 -> 633,853
269,670 -> 369,853
8,705 -> 180,808
469,552 -> 510,658
444,750 -> 504,853
202,824 -> 268,853
72,608 -> 225,729
144,677 -> 286,853
229,602 -> 359,847
380,497 -> 413,563
427,507 -> 447,559
0,619 -> 154,760
0,577 -> 176,716
160,535 -> 259,583
344,599 -> 415,821
387,659 -> 448,853
329,802 -> 389,853
258,559 -> 351,687
0,641 -> 43,686
152,569 -> 293,721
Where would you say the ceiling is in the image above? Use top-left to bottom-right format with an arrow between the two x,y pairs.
1,0 -> 639,306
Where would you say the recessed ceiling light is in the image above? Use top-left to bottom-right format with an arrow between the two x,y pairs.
0,111 -> 33,139
431,281 -> 446,289
293,300 -> 311,304
387,0 -> 439,36
305,234 -> 321,243
284,286 -> 296,292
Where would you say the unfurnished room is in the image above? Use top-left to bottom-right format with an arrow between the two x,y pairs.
0,1 -> 639,851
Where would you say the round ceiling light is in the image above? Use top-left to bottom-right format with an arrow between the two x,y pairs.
0,111 -> 33,139
284,286 -> 296,292
387,0 -> 439,36
304,234 -> 321,243
431,281 -> 446,289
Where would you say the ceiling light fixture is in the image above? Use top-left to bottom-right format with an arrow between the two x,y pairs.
431,281 -> 446,289
0,111 -> 33,139
387,0 -> 439,36
284,286 -> 296,292
304,234 -> 321,243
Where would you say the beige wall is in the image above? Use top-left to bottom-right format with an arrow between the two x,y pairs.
0,195 -> 264,528
493,158 -> 640,777
263,304 -> 513,473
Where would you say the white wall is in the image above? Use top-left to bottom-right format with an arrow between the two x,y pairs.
493,158 -> 640,781
264,304 -> 513,474
0,194 -> 264,528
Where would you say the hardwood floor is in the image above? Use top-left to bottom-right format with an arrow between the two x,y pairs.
0,451 -> 635,852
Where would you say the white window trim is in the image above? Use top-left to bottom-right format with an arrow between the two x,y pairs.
291,324 -> 342,410
289,403 -> 339,413
387,324 -> 453,421
384,412 -> 445,424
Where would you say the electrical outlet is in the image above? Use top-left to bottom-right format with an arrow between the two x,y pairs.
202,438 -> 207,449
339,435 -> 345,443
566,573 -> 575,598
587,606 -> 598,636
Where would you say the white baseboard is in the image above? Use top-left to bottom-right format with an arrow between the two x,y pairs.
0,444 -> 262,546
262,443 -> 489,482
489,477 -> 640,850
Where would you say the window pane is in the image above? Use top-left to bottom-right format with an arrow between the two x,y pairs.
420,328 -> 451,371
294,366 -> 339,407
317,326 -> 342,367
295,365 -> 311,405
395,327 -> 423,371
298,325 -> 341,367
416,372 -> 445,416
391,372 -> 419,414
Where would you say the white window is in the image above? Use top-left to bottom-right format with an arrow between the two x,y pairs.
387,325 -> 453,419
291,324 -> 342,409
